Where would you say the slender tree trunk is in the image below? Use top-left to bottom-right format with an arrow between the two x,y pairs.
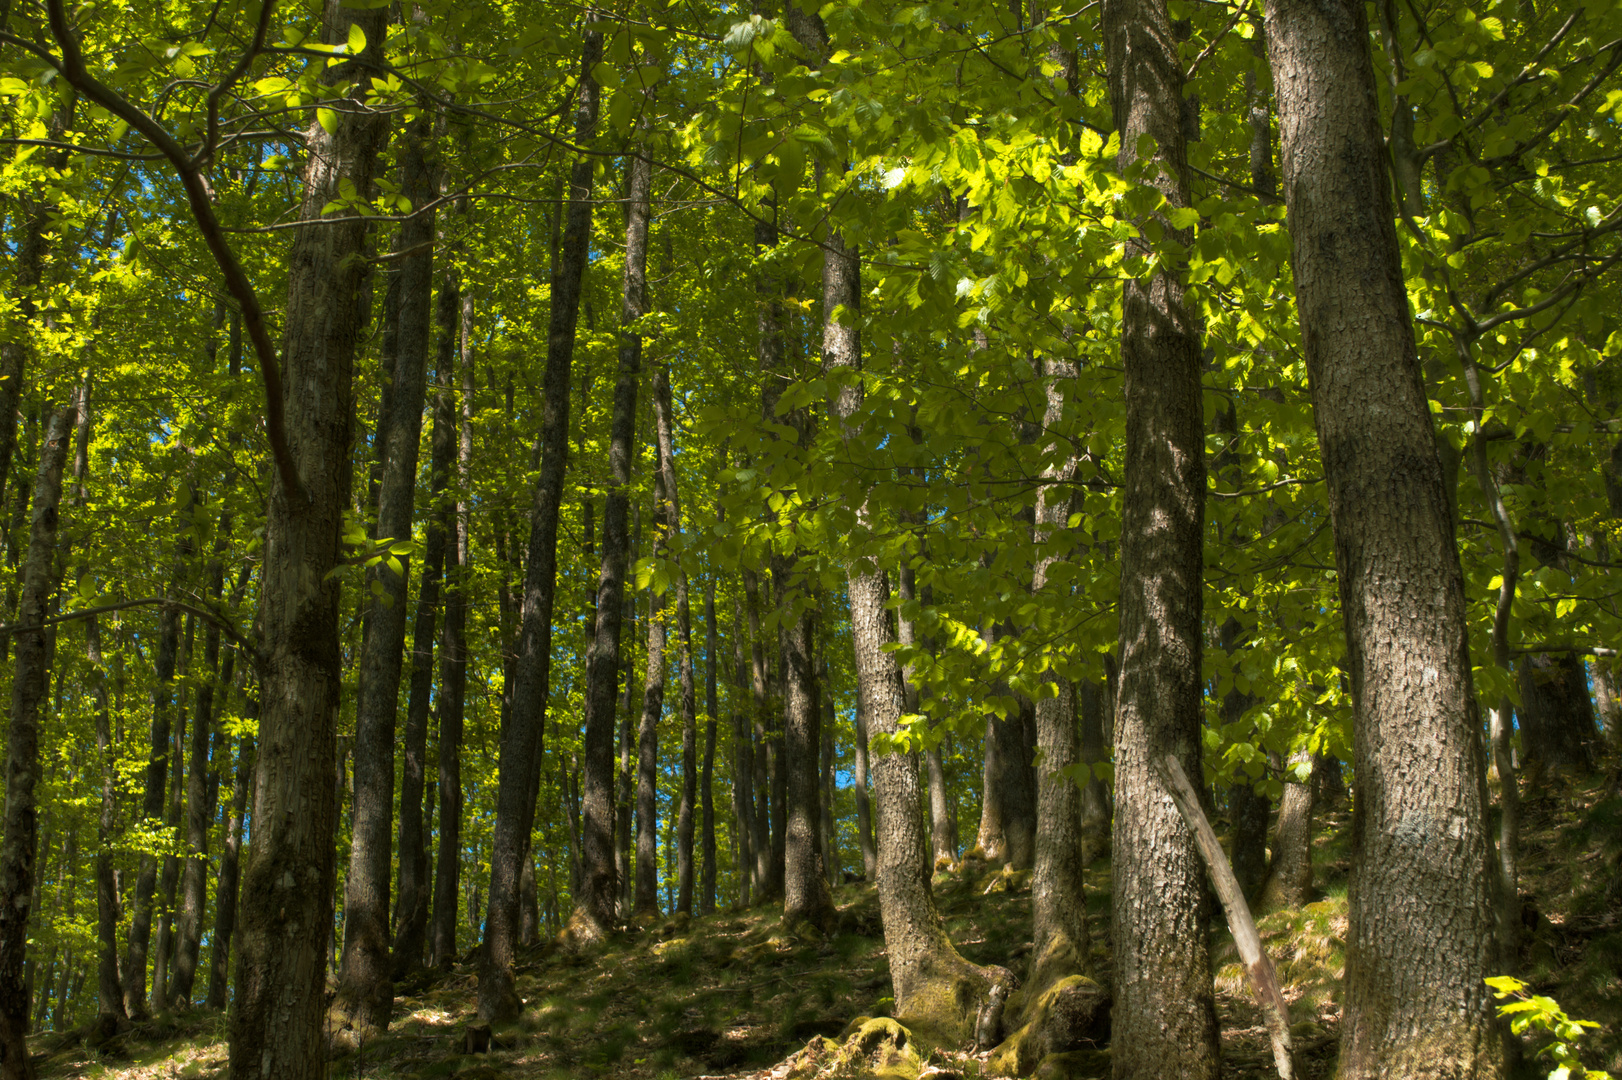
153,626 -> 190,1013
700,574 -> 719,915
743,569 -> 775,898
1077,679 -> 1111,858
730,594 -> 755,907
1029,360 -> 1091,993
852,699 -> 877,879
431,291 -> 475,970
1265,0 -> 1506,1072
476,25 -> 598,1022
340,97 -> 438,1035
571,131 -> 647,944
228,2 -> 391,1073
651,364 -> 698,916
1101,0 -> 1220,1067
635,469 -> 668,919
172,557 -> 225,1006
207,715 -> 253,1011
0,384 -> 81,1078
617,581 -> 638,919
393,254 -> 460,980
819,652 -> 839,886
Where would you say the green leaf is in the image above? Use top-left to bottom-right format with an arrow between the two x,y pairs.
347,22 -> 367,54
317,108 -> 338,135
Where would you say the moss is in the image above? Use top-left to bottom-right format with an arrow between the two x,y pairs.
988,976 -> 1109,1077
1032,1048 -> 1111,1079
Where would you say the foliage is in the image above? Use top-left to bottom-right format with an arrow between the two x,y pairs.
1487,976 -> 1614,1080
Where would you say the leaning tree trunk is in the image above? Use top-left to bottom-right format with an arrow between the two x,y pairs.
393,254 -> 460,979
570,127 -> 646,945
1028,359 -> 1091,997
1265,0 -> 1506,1073
228,1 -> 391,1074
339,97 -> 437,1034
476,25 -> 598,1022
823,215 -> 1011,1044
1101,0 -> 1221,1068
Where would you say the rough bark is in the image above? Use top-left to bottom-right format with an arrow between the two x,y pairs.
852,698 -> 877,879
635,469 -> 668,920
0,386 -> 79,1078
569,133 -> 646,946
1260,749 -> 1315,911
393,254 -> 460,979
1265,0 -> 1506,1072
207,712 -> 253,1011
476,25 -> 597,1021
339,100 -> 437,1034
1101,0 -> 1220,1067
1077,679 -> 1111,858
743,568 -> 775,898
228,1 -> 390,1073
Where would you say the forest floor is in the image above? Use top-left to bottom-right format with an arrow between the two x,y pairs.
30,764 -> 1622,1080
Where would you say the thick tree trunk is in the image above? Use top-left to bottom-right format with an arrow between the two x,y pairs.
1101,0 -> 1220,1068
1265,0 -> 1506,1073
476,26 -> 598,1021
1260,749 -> 1314,911
393,258 -> 460,979
1518,654 -> 1597,776
570,133 -> 647,945
700,575 -> 719,915
0,386 -> 80,1078
340,102 -> 437,1034
228,2 -> 391,1074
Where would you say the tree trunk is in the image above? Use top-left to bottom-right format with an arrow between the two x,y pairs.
228,2 -> 390,1073
974,631 -> 1036,868
476,25 -> 598,1022
1518,654 -> 1597,776
635,469 -> 668,919
1101,0 -> 1220,1066
1260,749 -> 1314,911
1264,0 -> 1506,1072
743,568 -> 775,898
730,593 -> 755,907
431,290 -> 475,970
393,256 -> 460,980
654,364 -> 699,916
172,559 -> 225,1006
570,132 -> 646,945
207,715 -> 253,1011
1029,360 -> 1091,993
819,652 -> 839,886
853,698 -> 877,879
1077,679 -> 1111,859
153,625 -> 190,1013
700,574 -> 719,915
0,386 -> 80,1078
124,559 -> 184,1020
340,99 -> 438,1035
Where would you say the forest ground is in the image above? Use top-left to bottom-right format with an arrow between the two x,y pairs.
29,766 -> 1622,1080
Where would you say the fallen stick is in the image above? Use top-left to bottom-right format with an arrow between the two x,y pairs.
1157,753 -> 1297,1080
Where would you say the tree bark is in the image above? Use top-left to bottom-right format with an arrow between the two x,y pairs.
700,573 -> 719,915
393,251 -> 460,980
431,290 -> 475,970
476,24 -> 597,1021
1264,0 -> 1507,1072
635,463 -> 668,919
228,1 -> 391,1073
730,593 -> 755,906
852,698 -> 877,879
570,130 -> 647,945
207,714 -> 253,1011
1260,749 -> 1314,911
339,98 -> 437,1035
653,363 -> 699,916
1101,0 -> 1220,1067
743,568 -> 775,898
1029,360 -> 1091,991
1518,654 -> 1597,776
0,385 -> 79,1077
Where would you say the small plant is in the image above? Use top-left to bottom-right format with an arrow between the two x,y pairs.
1486,976 -> 1613,1080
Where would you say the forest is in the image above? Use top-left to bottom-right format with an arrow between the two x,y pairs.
0,0 -> 1619,1076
